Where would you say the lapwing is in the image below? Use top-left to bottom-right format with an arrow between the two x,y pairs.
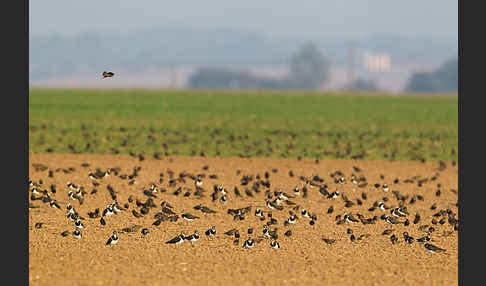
166,232 -> 185,245
414,213 -> 421,224
73,230 -> 82,239
322,238 -> 336,245
224,228 -> 238,236
205,226 -> 216,237
424,243 -> 446,253
49,200 -> 61,209
382,229 -> 394,235
74,220 -> 85,229
301,209 -> 311,219
270,240 -> 280,249
328,191 -> 340,199
195,178 -> 203,188
243,237 -> 254,248
255,208 -> 265,219
218,184 -> 227,196
293,186 -> 300,196
382,184 -> 389,192
344,213 -> 359,223
285,214 -> 297,225
106,231 -> 119,246
199,205 -> 217,214
181,212 -> 200,221
66,204 -> 76,215
220,195 -> 227,204
102,71 -> 114,79
390,234 -> 398,244
185,230 -> 200,245
266,200 -> 283,211
417,235 -> 431,243
403,232 -> 414,244
391,208 -> 406,218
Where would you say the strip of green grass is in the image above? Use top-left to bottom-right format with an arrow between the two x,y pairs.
29,89 -> 458,161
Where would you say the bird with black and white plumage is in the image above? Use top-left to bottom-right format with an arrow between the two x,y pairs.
382,184 -> 390,192
403,232 -> 414,244
381,214 -> 403,225
277,191 -> 293,201
424,243 -> 446,253
195,205 -> 217,214
391,207 -> 407,218
266,200 -> 283,211
106,231 -> 119,246
417,235 -> 431,243
141,228 -> 150,236
243,237 -> 254,248
328,191 -> 340,199
49,199 -> 61,209
344,213 -> 359,223
102,204 -> 115,217
255,207 -> 265,218
293,186 -> 300,196
220,195 -> 227,204
205,226 -> 216,237
166,232 -> 186,245
74,220 -> 85,229
301,209 -> 311,219
270,240 -> 280,249
285,213 -> 298,225
73,229 -> 82,239
218,184 -> 227,196
378,202 -> 390,211
185,230 -> 200,245
112,202 -> 124,214
181,212 -> 200,221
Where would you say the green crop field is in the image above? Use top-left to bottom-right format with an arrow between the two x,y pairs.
29,89 -> 458,161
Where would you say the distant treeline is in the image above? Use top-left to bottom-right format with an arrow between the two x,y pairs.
189,43 -> 330,90
405,58 -> 458,93
30,26 -> 457,82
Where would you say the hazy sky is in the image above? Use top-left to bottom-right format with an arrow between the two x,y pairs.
30,0 -> 457,40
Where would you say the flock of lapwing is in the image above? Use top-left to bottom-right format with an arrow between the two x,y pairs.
29,158 -> 457,254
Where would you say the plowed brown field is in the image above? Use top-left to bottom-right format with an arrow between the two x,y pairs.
29,154 -> 458,286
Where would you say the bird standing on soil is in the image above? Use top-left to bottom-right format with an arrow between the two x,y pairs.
181,212 -> 200,221
166,232 -> 186,245
105,231 -> 119,246
424,243 -> 446,253
185,230 -> 200,245
205,226 -> 216,237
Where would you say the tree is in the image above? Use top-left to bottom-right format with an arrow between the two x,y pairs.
188,67 -> 285,89
287,43 -> 330,89
405,58 -> 458,93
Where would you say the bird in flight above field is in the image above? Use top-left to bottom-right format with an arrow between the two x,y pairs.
102,71 -> 114,79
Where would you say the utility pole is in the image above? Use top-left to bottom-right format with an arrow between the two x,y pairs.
347,41 -> 356,89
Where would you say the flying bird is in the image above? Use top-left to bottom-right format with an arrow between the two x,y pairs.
102,71 -> 114,79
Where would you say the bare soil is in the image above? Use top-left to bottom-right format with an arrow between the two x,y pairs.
29,154 -> 458,286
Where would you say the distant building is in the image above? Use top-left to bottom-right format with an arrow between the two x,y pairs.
364,52 -> 391,73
